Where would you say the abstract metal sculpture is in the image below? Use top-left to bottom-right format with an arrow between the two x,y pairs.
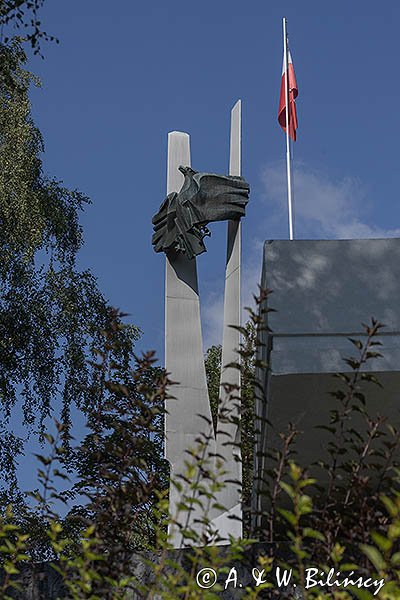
152,167 -> 249,259
153,101 -> 249,547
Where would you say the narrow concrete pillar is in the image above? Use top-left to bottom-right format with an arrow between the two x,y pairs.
165,132 -> 215,547
215,100 -> 243,539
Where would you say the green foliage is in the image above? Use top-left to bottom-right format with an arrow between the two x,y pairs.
68,310 -> 169,556
0,40 -> 138,500
0,313 -> 170,597
204,344 -> 221,432
0,506 -> 30,599
0,0 -> 56,54
0,301 -> 400,598
204,320 -> 256,535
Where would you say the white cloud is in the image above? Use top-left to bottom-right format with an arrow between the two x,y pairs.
261,161 -> 400,239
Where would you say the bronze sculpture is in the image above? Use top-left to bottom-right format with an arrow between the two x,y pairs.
152,165 -> 249,259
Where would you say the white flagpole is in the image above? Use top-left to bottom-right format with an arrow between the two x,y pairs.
283,17 -> 294,240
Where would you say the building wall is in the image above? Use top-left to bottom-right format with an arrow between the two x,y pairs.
254,239 -> 400,529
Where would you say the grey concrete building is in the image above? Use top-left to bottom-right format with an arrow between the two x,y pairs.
253,238 -> 400,526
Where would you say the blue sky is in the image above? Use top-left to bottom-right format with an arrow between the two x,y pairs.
24,0 -> 400,356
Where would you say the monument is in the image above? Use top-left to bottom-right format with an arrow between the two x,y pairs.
151,99 -> 400,549
152,101 -> 250,547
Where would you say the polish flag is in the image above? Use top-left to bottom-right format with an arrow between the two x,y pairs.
278,50 -> 298,141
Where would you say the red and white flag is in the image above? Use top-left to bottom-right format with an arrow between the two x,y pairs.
278,50 -> 298,141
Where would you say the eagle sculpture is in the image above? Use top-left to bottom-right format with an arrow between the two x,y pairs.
152,166 -> 250,260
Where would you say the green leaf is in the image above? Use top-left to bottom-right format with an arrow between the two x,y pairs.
391,552 -> 400,566
4,563 -> 19,575
371,531 -> 392,553
348,338 -> 363,350
278,508 -> 296,527
303,527 -> 325,541
381,495 -> 398,518
360,544 -> 386,570
279,481 -> 295,499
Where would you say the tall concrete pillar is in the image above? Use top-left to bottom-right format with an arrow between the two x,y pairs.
215,100 -> 243,539
164,132 -> 215,547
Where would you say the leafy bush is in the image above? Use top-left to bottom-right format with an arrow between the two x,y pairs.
1,292 -> 400,598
